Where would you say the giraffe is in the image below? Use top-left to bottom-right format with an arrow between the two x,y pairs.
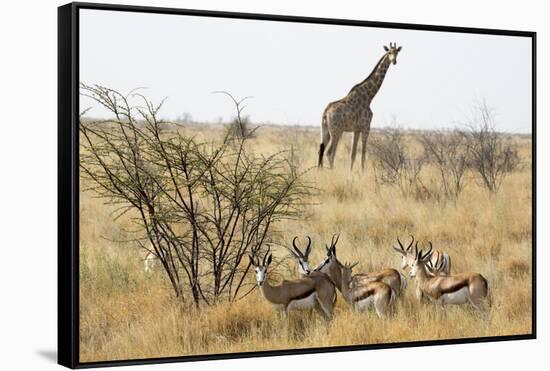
318,43 -> 402,171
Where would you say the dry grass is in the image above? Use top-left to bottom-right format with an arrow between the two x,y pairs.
79,125 -> 532,362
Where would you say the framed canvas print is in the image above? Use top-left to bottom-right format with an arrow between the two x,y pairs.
58,2 -> 536,368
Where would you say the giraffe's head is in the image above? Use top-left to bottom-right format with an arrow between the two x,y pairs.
384,42 -> 402,65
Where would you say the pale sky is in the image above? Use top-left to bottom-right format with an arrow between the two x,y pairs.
80,9 -> 532,133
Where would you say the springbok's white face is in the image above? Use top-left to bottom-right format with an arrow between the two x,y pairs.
254,266 -> 267,286
393,236 -> 416,270
298,258 -> 311,276
250,252 -> 272,286
400,255 -> 408,269
384,43 -> 402,65
410,247 -> 433,277
403,253 -> 416,269
409,259 -> 419,277
289,236 -> 313,276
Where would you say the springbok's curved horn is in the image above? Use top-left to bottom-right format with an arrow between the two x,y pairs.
304,236 -> 312,258
292,236 -> 304,258
332,234 -> 340,247
407,235 -> 415,252
248,254 -> 256,266
437,255 -> 445,271
393,237 -> 406,255
285,246 -> 298,258
397,237 -> 404,249
426,258 -> 434,270
262,245 -> 272,266
331,234 -> 340,255
393,245 -> 405,255
422,242 -> 433,261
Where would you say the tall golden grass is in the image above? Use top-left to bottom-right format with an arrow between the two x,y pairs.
79,125 -> 532,362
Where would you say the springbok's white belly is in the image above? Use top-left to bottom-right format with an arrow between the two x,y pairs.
354,296 -> 374,311
288,293 -> 317,311
440,287 -> 470,305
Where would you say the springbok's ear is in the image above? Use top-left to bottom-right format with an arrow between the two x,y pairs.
397,46 -> 402,52
265,253 -> 273,266
384,45 -> 389,52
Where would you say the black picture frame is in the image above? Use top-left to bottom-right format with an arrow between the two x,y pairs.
58,2 -> 537,368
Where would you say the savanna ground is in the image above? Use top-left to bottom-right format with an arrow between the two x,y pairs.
79,124 -> 532,362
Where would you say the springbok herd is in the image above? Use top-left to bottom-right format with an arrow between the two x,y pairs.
248,235 -> 489,320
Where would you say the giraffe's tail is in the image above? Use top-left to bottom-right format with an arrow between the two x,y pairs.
318,113 -> 330,168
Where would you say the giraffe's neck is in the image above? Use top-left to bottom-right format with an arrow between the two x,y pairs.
349,53 -> 392,100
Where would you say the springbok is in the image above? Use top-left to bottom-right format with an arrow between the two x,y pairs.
315,235 -> 407,297
286,236 -> 313,277
340,262 -> 394,317
249,246 -> 336,320
287,236 -> 338,305
409,243 -> 489,311
393,235 -> 451,275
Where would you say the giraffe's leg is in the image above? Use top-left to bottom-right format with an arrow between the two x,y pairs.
327,131 -> 342,169
361,112 -> 373,172
350,131 -> 360,171
318,117 -> 331,168
361,129 -> 370,172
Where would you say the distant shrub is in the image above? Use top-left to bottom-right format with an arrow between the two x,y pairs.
368,129 -> 428,199
226,115 -> 255,139
214,91 -> 257,140
419,129 -> 470,200
462,102 -> 520,193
